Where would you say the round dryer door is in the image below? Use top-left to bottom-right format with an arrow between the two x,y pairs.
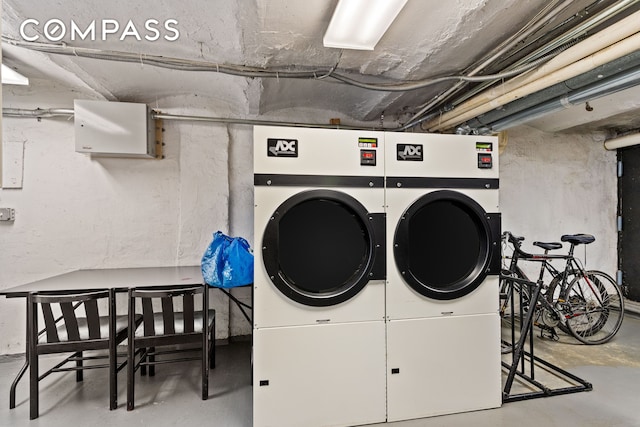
262,189 -> 382,307
394,190 -> 495,300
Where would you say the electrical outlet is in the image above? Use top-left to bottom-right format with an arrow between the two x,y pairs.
0,208 -> 16,222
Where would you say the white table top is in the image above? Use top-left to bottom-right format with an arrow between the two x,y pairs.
0,266 -> 204,297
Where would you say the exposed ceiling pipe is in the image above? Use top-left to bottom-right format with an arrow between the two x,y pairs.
465,50 -> 640,129
403,0 -> 576,126
453,0 -> 640,106
151,113 -> 379,130
435,34 -> 640,132
0,35 -> 554,94
509,0 -> 639,65
604,132 -> 640,150
485,65 -> 640,131
424,8 -> 640,132
2,107 -> 74,118
1,108 -> 385,130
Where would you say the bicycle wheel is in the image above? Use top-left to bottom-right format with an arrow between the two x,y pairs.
561,270 -> 624,345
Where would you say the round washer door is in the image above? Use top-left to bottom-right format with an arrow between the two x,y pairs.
394,190 -> 493,300
262,189 -> 379,307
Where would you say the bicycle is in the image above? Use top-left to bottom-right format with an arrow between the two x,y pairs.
500,231 -> 624,345
500,232 -> 576,330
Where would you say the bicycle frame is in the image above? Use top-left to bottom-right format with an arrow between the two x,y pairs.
500,233 -> 594,400
500,230 -> 621,399
503,232 -> 606,311
502,230 -> 619,345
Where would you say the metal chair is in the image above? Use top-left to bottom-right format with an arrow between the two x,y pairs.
126,283 -> 216,410
28,288 -> 129,420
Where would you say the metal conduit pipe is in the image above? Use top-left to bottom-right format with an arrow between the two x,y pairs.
452,0 -> 640,107
404,0 -> 576,125
425,8 -> 640,132
604,132 -> 640,150
511,0 -> 640,65
484,65 -> 640,131
1,108 -> 384,131
151,113 -> 378,130
0,36 -> 554,94
428,27 -> 640,132
2,108 -> 74,118
464,50 -> 640,129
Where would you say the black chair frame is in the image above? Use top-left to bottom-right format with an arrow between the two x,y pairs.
28,288 -> 128,420
126,283 -> 215,411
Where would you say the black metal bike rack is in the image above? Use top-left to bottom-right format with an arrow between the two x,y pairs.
501,274 -> 593,403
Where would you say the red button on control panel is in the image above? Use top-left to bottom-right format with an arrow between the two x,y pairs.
478,153 -> 493,169
360,149 -> 376,166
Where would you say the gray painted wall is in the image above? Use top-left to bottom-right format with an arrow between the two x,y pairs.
500,126 -> 617,279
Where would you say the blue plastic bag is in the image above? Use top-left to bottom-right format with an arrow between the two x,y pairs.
201,231 -> 254,288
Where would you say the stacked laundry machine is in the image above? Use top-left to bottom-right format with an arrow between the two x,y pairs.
384,132 -> 502,421
253,126 -> 502,427
252,126 -> 387,427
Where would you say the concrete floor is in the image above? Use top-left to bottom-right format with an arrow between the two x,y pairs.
1,313 -> 639,427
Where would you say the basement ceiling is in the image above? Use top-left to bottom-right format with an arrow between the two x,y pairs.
3,0 -> 640,134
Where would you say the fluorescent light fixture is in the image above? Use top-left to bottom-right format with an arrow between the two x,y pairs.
1,64 -> 29,85
323,0 -> 408,50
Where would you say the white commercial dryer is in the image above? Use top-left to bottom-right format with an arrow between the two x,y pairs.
253,125 -> 387,427
384,132 -> 502,422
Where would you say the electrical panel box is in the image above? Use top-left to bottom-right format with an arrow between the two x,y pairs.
74,100 -> 156,158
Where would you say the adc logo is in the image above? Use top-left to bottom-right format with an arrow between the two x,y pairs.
267,138 -> 298,157
397,144 -> 423,161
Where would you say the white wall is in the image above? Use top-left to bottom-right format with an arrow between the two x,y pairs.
500,125 -> 618,277
0,81 -> 619,355
0,80 -> 251,353
228,125 -> 254,337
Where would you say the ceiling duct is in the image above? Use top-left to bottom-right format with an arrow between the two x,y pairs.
403,0 -> 577,129
463,50 -> 640,130
483,64 -> 640,131
454,0 -> 640,106
424,8 -> 640,132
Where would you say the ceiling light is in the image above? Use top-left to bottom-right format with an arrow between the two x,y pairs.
323,0 -> 408,50
1,64 -> 29,85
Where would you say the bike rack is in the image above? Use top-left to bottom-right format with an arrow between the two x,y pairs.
501,274 -> 593,403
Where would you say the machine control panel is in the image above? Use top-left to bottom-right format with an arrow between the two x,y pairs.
360,149 -> 377,166
477,153 -> 493,169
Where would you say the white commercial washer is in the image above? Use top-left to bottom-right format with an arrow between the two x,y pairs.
384,132 -> 502,422
253,125 -> 387,427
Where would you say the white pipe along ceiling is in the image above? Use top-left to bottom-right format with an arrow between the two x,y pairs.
605,132 -> 640,150
400,0 -> 579,129
425,7 -> 640,132
2,0 -> 640,140
486,64 -> 640,132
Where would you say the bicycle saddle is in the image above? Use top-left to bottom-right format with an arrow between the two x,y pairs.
533,241 -> 563,250
560,234 -> 595,245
